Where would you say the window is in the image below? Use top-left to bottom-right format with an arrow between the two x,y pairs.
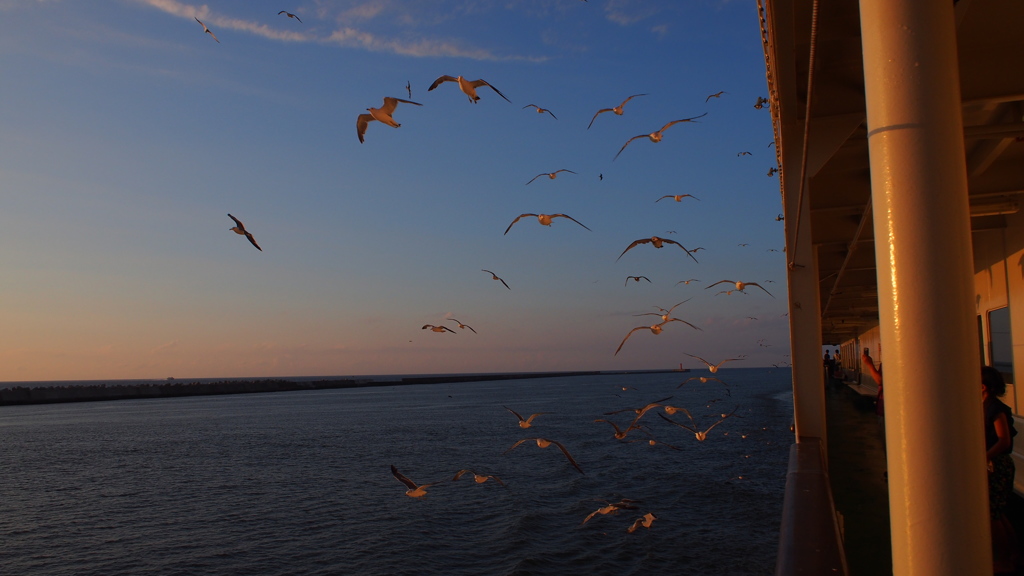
988,307 -> 1014,383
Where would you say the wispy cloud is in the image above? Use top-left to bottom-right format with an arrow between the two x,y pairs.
337,0 -> 391,23
135,0 -> 310,42
602,0 -> 663,27
208,15 -> 310,42
324,26 -> 511,60
136,0 -> 204,19
133,0 -> 544,61
327,0 -> 501,28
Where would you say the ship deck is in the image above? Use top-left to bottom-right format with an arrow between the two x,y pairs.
825,379 -> 1024,575
824,380 -> 892,575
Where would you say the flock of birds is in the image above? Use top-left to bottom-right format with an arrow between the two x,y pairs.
215,56 -> 782,361
348,83 -> 780,355
223,55 -> 783,360
389,370 -> 752,535
184,8 -> 789,534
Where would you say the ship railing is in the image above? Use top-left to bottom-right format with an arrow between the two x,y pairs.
775,438 -> 848,576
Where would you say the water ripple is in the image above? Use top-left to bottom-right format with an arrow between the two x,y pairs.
0,369 -> 792,575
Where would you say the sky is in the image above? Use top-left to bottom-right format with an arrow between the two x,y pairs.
0,0 -> 791,381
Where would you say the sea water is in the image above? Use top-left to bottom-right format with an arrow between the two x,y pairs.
0,368 -> 793,575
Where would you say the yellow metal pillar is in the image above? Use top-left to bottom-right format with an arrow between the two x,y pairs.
787,239 -> 826,443
773,0 -> 826,445
859,1 -> 991,574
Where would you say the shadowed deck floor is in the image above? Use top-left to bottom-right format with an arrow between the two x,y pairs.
825,379 -> 1024,575
825,381 -> 892,575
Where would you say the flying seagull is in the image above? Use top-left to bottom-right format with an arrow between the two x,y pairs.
523,104 -> 557,119
679,376 -> 725,389
482,269 -> 510,290
581,499 -> 641,525
405,81 -> 412,99
422,324 -> 456,333
625,276 -> 651,286
195,17 -> 219,43
705,91 -> 727,102
451,469 -> 505,486
658,408 -> 737,441
448,319 -> 477,333
588,94 -> 647,129
526,169 -> 576,185
656,194 -> 700,203
605,396 -> 676,430
357,97 -> 422,143
627,512 -> 658,533
504,437 -> 584,474
614,113 -> 707,161
627,431 -> 682,451
660,403 -> 695,417
633,301 -> 701,329
391,465 -> 443,498
705,280 -> 775,298
635,300 -> 689,320
227,214 -> 261,251
428,75 -> 510,103
504,406 -> 549,429
277,10 -> 302,22
683,353 -> 743,373
594,418 -> 642,440
603,396 -> 673,419
614,320 -> 695,356
617,236 -> 699,263
504,213 -> 591,235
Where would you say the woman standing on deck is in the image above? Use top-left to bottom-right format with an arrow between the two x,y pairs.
981,366 -> 1018,574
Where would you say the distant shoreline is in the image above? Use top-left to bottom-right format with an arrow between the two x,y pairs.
0,369 -> 688,407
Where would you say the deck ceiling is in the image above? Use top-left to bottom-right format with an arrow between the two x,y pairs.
765,0 -> 1024,345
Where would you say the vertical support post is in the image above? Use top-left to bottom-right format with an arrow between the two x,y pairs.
773,0 -> 826,446
859,1 -> 991,574
788,237 -> 826,443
